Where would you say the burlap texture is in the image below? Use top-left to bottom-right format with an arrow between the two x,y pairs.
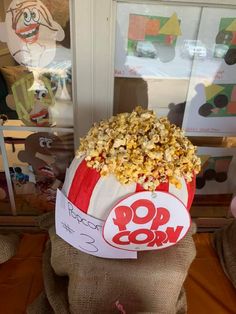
27,291 -> 53,314
28,212 -> 196,314
213,220 -> 236,289
0,234 -> 20,264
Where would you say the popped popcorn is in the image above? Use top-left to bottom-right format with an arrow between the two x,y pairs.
77,106 -> 201,191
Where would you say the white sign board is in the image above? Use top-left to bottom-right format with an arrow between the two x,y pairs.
103,191 -> 190,251
55,189 -> 137,259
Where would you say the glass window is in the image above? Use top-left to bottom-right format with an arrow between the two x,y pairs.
113,1 -> 236,227
0,0 -> 74,215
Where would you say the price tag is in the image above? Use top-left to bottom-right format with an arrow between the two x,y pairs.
103,191 -> 190,251
55,189 -> 137,259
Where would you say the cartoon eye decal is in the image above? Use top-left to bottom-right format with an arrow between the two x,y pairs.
39,137 -> 47,148
39,90 -> 48,98
23,8 -> 31,25
31,8 -> 40,22
46,139 -> 53,149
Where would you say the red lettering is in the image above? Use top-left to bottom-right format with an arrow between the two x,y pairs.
147,231 -> 167,247
113,206 -> 132,231
131,199 -> 156,224
129,229 -> 154,244
112,231 -> 130,245
165,226 -> 183,243
151,207 -> 170,230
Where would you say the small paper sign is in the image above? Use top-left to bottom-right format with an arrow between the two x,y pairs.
55,189 -> 137,259
103,191 -> 190,251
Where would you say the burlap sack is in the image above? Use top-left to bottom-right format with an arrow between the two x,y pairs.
29,212 -> 196,314
213,220 -> 236,289
0,234 -> 20,264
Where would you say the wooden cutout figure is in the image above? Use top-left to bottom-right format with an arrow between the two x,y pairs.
0,172 -> 8,201
0,0 -> 65,67
18,132 -> 73,182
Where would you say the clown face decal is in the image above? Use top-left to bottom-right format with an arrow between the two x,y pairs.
11,73 -> 55,126
0,0 -> 65,67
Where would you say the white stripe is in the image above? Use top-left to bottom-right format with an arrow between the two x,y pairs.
169,177 -> 188,207
87,175 -> 136,220
62,155 -> 84,196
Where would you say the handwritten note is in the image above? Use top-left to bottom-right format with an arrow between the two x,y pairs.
55,189 -> 137,259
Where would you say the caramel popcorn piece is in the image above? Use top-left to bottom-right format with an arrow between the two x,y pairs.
77,106 -> 201,191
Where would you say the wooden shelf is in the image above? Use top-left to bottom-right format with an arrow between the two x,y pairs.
0,215 -> 37,226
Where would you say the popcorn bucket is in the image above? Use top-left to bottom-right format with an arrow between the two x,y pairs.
61,107 -> 200,252
63,157 -> 196,220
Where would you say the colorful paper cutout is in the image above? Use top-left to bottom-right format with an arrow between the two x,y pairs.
11,73 -> 55,126
205,84 -> 225,101
195,147 -> 236,195
226,19 -> 236,32
10,165 -> 36,195
158,13 -> 182,36
196,155 -> 233,189
127,13 -> 181,62
0,0 -> 65,67
198,84 -> 236,118
103,191 -> 190,251
215,17 -> 236,65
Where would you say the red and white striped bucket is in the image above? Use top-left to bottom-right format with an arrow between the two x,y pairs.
63,156 -> 195,221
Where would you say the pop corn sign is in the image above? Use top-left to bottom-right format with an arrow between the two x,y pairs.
103,191 -> 190,251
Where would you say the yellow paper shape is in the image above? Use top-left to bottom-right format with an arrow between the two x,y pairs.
226,19 -> 236,32
199,155 -> 211,167
205,84 -> 225,101
159,13 -> 182,36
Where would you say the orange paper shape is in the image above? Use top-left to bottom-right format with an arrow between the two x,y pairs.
145,19 -> 160,36
128,15 -> 147,41
231,85 -> 236,101
227,102 -> 236,114
232,31 -> 236,45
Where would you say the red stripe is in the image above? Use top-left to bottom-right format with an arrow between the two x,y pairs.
186,176 -> 196,210
136,181 -> 169,192
136,179 -> 195,210
155,182 -> 169,192
68,160 -> 101,213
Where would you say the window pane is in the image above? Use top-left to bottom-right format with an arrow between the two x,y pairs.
0,0 -> 74,216
114,2 -> 201,128
0,0 -> 73,127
